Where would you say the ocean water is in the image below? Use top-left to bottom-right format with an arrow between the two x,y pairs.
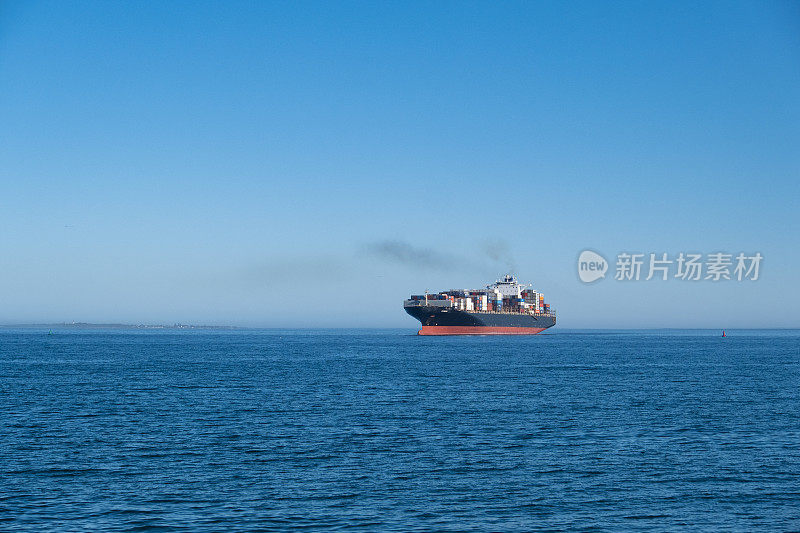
1,328 -> 799,531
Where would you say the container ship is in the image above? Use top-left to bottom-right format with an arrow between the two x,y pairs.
404,275 -> 556,335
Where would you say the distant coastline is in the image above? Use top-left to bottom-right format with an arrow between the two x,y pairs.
0,322 -> 242,330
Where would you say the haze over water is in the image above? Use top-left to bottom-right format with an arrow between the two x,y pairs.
2,328 -> 798,531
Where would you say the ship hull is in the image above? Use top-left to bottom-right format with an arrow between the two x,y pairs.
418,325 -> 548,335
405,306 -> 555,335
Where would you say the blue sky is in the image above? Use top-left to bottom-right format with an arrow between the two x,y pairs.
1,1 -> 798,327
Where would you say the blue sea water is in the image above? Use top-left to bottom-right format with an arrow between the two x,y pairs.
1,328 -> 799,531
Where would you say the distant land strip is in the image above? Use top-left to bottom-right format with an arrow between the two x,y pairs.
0,323 -> 243,330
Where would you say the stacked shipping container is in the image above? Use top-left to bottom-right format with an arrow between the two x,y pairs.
408,277 -> 552,316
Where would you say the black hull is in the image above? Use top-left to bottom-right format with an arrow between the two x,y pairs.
405,306 -> 556,329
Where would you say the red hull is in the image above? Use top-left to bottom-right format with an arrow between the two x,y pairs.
418,326 -> 547,336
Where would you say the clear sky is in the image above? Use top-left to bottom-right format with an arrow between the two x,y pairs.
1,1 -> 798,328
